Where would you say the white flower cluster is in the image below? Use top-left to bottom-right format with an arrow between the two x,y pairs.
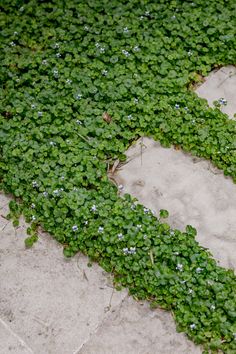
123,247 -> 136,255
176,263 -> 183,271
122,49 -> 130,57
118,233 -> 124,240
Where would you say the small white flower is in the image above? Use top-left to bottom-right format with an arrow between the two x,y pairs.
118,233 -> 124,240
60,188 -> 64,192
53,43 -> 60,49
131,204 -> 136,210
196,267 -> 203,273
127,114 -> 132,120
123,27 -> 129,33
176,263 -> 183,271
133,45 -> 140,52
66,79 -> 72,84
73,187 -> 78,191
170,230 -> 175,236
136,224 -> 142,229
191,119 -> 195,124
91,204 -> 97,212
99,47 -> 105,53
218,97 -> 227,106
134,98 -> 139,104
190,323 -> 196,330
13,31 -> 18,35
42,60 -> 47,65
95,42 -> 100,48
53,189 -> 60,196
60,176 -> 65,180
84,25 -> 89,31
118,184 -> 124,191
130,247 -> 136,254
175,104 -> 180,109
188,289 -> 193,294
31,104 -> 36,109
56,53 -> 61,58
10,41 -> 16,46
210,305 -> 215,310
84,221 -> 88,225
31,215 -> 36,221
43,191 -> 48,197
143,234 -> 147,239
76,93 -> 82,100
102,69 -> 108,76
53,69 -> 59,76
123,247 -> 129,255
145,11 -> 150,15
98,226 -> 104,233
122,49 -> 130,57
49,141 -> 56,146
188,50 -> 193,56
143,207 -> 149,214
172,15 -> 176,19
173,251 -> 179,255
31,203 -> 36,209
184,106 -> 189,111
72,225 -> 78,232
76,119 -> 82,125
32,181 -> 38,188
139,16 -> 144,20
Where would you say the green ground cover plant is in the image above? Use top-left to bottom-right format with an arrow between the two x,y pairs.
0,0 -> 236,352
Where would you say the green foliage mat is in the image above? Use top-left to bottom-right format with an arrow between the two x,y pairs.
1,1 -> 236,352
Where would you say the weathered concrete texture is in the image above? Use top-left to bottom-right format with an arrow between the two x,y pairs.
115,137 -> 236,271
196,65 -> 236,118
0,193 -> 201,354
0,319 -> 33,354
0,193 -> 126,354
79,297 -> 200,354
114,65 -> 236,272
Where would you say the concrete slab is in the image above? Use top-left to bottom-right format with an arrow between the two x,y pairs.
0,319 -> 33,354
0,193 -> 201,354
0,193 -> 127,354
79,297 -> 201,354
196,65 -> 236,118
115,137 -> 236,271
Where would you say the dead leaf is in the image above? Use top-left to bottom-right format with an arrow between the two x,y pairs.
103,112 -> 112,123
111,159 -> 120,174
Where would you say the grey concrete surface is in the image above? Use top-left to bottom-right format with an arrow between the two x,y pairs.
196,65 -> 236,118
0,193 -> 200,354
115,137 -> 236,271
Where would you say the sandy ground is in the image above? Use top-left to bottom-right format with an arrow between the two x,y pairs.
0,66 -> 235,353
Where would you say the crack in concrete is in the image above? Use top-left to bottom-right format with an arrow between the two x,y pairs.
72,294 -> 128,354
0,317 -> 35,354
